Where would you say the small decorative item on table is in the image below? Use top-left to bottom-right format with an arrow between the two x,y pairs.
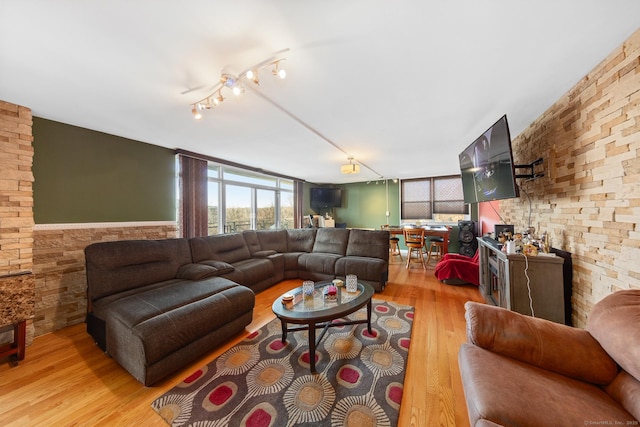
346,274 -> 358,293
332,279 -> 343,287
323,284 -> 338,301
302,280 -> 315,299
281,293 -> 294,309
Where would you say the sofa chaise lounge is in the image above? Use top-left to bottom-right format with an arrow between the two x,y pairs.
85,227 -> 389,385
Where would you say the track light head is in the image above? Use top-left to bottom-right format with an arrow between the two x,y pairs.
272,61 -> 286,79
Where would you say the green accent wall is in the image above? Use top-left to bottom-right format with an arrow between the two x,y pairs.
33,118 -> 176,223
304,180 -> 400,230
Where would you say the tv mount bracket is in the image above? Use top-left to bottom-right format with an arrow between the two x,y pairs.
514,157 -> 544,179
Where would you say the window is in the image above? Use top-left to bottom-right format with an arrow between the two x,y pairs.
401,175 -> 467,222
208,163 -> 295,234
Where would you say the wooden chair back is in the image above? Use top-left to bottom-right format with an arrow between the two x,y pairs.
403,228 -> 425,247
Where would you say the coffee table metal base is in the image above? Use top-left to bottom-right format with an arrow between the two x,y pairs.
277,299 -> 372,373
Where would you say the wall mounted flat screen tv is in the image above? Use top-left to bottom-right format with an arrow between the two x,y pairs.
459,114 -> 519,204
310,187 -> 342,209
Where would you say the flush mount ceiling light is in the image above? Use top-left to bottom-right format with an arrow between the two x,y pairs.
190,49 -> 289,119
341,157 -> 360,174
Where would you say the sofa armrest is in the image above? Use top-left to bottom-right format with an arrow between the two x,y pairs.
252,250 -> 278,258
464,301 -> 618,384
176,262 -> 234,280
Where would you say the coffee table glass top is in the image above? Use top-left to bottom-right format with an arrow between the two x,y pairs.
272,281 -> 373,318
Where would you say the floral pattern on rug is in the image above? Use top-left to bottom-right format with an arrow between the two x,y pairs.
152,299 -> 414,427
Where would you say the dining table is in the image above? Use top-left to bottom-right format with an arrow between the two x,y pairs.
386,225 -> 452,254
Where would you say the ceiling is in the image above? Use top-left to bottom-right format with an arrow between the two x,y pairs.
2,1 -> 639,184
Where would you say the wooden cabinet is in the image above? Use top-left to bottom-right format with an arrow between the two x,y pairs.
477,237 -> 566,324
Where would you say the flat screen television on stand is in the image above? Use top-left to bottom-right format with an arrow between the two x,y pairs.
310,187 -> 342,210
458,114 -> 519,204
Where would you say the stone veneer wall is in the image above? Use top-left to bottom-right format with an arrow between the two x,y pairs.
499,28 -> 640,328
0,101 -> 36,344
32,223 -> 176,336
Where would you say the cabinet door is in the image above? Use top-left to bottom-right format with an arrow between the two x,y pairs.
508,257 -> 564,323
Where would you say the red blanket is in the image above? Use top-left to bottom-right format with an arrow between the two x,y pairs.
434,251 -> 480,286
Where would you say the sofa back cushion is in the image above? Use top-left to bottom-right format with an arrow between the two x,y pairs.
588,289 -> 640,381
190,233 -> 251,264
286,229 -> 316,253
312,228 -> 350,255
256,230 -> 288,253
346,229 -> 389,260
242,230 -> 262,254
85,238 -> 192,301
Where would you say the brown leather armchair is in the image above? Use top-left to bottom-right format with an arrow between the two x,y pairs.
459,289 -> 640,426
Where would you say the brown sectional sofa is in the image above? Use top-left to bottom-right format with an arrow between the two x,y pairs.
84,228 -> 389,385
458,289 -> 640,426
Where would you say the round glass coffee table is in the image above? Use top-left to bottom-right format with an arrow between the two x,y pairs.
271,281 -> 374,373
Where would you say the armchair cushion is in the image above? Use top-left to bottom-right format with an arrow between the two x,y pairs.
464,302 -> 618,385
587,289 -> 640,380
459,343 -> 634,427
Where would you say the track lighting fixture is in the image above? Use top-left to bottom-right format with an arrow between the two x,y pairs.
190,50 -> 288,118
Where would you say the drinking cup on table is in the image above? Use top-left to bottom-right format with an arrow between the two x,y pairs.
302,280 -> 315,299
346,274 -> 358,292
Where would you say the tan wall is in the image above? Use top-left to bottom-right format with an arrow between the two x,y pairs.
500,28 -> 640,328
32,223 -> 177,336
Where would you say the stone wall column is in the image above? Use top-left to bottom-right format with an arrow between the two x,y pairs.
0,100 -> 35,346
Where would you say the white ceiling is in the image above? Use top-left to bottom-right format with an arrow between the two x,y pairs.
2,1 -> 639,184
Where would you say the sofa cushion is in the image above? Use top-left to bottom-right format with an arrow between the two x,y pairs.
298,252 -> 342,276
241,230 -> 262,255
85,238 -> 193,300
252,250 -> 278,258
587,289 -> 640,381
106,277 -> 254,367
106,277 -> 255,385
228,258 -> 276,288
92,278 -> 184,321
176,263 -> 231,280
312,228 -> 350,255
287,229 -> 316,252
190,233 -> 251,264
346,229 -> 389,260
256,229 -> 288,253
335,256 -> 387,282
187,260 -> 235,276
459,343 -> 636,426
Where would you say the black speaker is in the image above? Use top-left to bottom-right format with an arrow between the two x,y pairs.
458,220 -> 478,257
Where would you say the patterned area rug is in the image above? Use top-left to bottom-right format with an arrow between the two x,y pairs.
151,299 -> 414,427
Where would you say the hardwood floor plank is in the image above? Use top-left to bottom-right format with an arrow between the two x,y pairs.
0,264 -> 483,426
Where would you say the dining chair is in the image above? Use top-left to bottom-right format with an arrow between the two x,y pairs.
382,225 -> 403,262
403,228 -> 426,269
426,226 -> 452,264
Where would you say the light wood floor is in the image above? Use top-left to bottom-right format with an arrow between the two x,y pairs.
0,260 -> 483,427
